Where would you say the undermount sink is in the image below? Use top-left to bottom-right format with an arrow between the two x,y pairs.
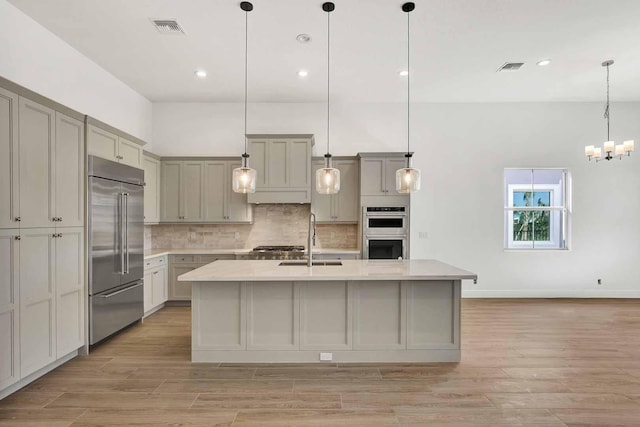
279,260 -> 343,267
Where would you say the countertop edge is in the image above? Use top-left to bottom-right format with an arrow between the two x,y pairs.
144,248 -> 361,260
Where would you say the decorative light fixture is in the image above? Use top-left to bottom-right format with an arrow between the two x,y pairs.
585,60 -> 634,162
315,2 -> 340,195
232,1 -> 257,193
396,2 -> 421,194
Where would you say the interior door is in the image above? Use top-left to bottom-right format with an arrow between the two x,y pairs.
89,177 -> 122,295
121,182 -> 144,286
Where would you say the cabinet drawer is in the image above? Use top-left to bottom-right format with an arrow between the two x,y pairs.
198,254 -> 235,264
144,255 -> 167,270
171,255 -> 196,263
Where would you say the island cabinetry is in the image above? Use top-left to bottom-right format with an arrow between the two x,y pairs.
186,259 -> 473,363
247,135 -> 313,204
311,158 -> 359,223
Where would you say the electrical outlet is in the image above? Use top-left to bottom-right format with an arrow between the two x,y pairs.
319,352 -> 333,361
597,278 -> 602,285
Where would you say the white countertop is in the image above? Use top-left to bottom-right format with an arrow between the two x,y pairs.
144,248 -> 361,259
178,259 -> 477,282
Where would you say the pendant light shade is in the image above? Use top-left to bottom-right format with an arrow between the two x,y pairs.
395,2 -> 421,194
316,2 -> 340,195
232,1 -> 257,194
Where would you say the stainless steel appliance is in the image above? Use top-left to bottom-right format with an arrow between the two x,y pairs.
247,245 -> 306,260
363,206 -> 409,259
88,156 -> 144,345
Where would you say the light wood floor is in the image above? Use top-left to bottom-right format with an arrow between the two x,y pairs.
2,299 -> 640,426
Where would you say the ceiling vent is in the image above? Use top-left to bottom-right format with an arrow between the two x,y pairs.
151,19 -> 185,35
497,62 -> 524,72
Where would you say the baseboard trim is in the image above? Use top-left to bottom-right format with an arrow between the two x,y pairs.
462,290 -> 640,298
0,350 -> 79,400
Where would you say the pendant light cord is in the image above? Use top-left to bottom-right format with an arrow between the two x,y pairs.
604,63 -> 610,142
244,9 -> 249,155
326,8 -> 331,157
406,10 -> 410,157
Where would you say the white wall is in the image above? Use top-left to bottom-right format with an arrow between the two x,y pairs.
0,0 -> 152,143
153,100 -> 640,297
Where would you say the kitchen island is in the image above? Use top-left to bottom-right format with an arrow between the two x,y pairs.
178,259 -> 476,363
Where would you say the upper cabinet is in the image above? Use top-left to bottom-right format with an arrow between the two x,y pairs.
143,153 -> 161,224
86,120 -> 144,169
359,153 -> 410,202
247,135 -> 313,204
0,88 -> 19,229
54,113 -> 84,227
161,158 -> 252,224
312,158 -> 360,223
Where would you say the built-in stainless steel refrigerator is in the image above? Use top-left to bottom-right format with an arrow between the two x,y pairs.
88,156 -> 144,345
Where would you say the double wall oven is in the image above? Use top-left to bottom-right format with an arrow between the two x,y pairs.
363,206 -> 409,259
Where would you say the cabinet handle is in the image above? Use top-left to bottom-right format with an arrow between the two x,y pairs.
15,236 -> 21,241
153,271 -> 158,275
14,217 -> 20,222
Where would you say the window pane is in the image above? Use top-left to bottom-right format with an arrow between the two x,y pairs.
513,210 -> 534,241
513,191 -> 532,207
533,211 -> 551,242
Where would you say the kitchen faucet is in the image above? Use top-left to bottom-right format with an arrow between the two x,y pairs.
307,212 -> 316,267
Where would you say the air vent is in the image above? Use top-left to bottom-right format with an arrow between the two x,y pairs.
151,19 -> 185,35
497,62 -> 524,72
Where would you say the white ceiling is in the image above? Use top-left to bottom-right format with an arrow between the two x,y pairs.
8,0 -> 640,103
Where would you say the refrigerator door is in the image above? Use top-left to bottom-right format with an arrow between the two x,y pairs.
120,182 -> 144,285
89,176 -> 123,295
90,281 -> 144,345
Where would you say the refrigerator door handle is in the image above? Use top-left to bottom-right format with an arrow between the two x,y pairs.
96,282 -> 143,298
124,192 -> 130,274
118,192 -> 125,275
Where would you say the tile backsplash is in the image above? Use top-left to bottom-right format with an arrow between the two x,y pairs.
145,204 -> 358,250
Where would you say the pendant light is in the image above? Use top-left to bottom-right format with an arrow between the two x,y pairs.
396,2 -> 421,194
232,1 -> 257,193
584,60 -> 634,162
315,2 -> 340,195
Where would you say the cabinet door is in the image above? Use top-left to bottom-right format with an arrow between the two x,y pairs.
161,161 -> 182,221
169,265 -> 198,301
151,267 -> 167,307
143,156 -> 160,224
0,230 -> 19,390
55,228 -> 84,357
87,124 -> 118,162
19,229 -> 56,377
0,88 -> 19,229
249,139 -> 268,188
311,159 -> 333,222
118,137 -> 143,169
334,160 -> 359,222
54,113 -> 84,227
19,98 -> 55,228
203,161 -> 226,222
227,161 -> 252,222
360,158 -> 386,196
143,269 -> 153,313
183,161 -> 204,222
267,140 -> 288,187
385,158 -> 407,194
289,139 -> 311,188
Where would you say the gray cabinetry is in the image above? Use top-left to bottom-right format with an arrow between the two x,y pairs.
143,153 -> 161,224
86,121 -> 144,169
204,160 -> 252,223
143,255 -> 168,314
168,254 -> 235,301
0,230 -> 19,390
160,160 -> 204,222
360,154 -> 408,196
247,135 -> 313,204
311,158 -> 359,223
54,113 -> 84,228
0,88 -> 19,230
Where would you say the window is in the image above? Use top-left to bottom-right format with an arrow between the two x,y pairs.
504,169 -> 570,249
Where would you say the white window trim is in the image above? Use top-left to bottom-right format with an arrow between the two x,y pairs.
506,183 -> 563,249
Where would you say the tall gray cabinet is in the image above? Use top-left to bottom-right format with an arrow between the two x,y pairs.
311,157 -> 360,223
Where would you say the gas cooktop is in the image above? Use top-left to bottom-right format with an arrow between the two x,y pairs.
252,245 -> 305,252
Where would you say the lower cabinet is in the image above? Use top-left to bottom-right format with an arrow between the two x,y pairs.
143,256 -> 168,314
0,227 -> 84,395
168,254 -> 235,301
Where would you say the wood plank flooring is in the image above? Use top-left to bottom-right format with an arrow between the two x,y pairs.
2,299 -> 640,426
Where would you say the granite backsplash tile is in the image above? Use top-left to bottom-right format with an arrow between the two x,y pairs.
146,204 -> 358,250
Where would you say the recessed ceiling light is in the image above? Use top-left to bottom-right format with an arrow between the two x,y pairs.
194,69 -> 207,78
296,34 -> 311,43
537,59 -> 552,67
298,70 -> 309,77
398,70 -> 409,77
